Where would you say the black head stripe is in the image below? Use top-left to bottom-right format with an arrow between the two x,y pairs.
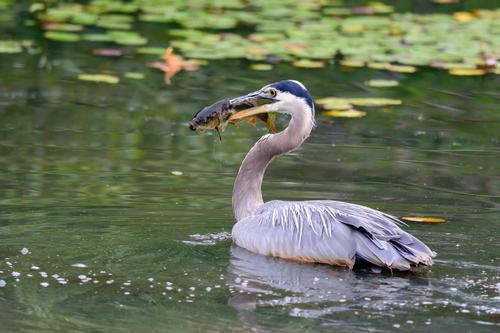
269,80 -> 314,110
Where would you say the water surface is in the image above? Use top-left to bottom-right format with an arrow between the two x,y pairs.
1,6 -> 499,333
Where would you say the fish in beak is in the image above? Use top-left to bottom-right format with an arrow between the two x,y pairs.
188,90 -> 279,138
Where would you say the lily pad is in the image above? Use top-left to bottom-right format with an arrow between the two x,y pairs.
250,64 -> 273,71
44,31 -> 80,42
364,79 -> 399,87
77,74 -> 120,84
345,98 -> 402,106
0,40 -> 22,53
136,47 -> 166,55
292,59 -> 325,68
322,110 -> 367,118
340,60 -> 365,67
125,72 -> 145,80
82,34 -> 114,42
107,31 -> 147,46
43,23 -> 83,32
449,68 -> 487,76
316,98 -> 352,110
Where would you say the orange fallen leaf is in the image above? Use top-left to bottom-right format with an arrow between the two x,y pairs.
149,47 -> 199,84
401,216 -> 447,223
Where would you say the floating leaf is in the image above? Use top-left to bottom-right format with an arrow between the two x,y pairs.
364,80 -> 399,87
77,74 -> 120,84
0,40 -> 22,53
449,68 -> 487,76
322,110 -> 367,118
340,60 -> 364,68
316,98 -> 352,110
44,31 -> 80,42
368,62 -> 417,73
107,31 -> 147,46
401,216 -> 447,223
125,72 -> 145,80
43,23 -> 83,32
453,12 -> 475,22
341,23 -> 366,33
386,64 -> 417,73
136,47 -> 165,55
292,59 -> 325,68
250,64 -> 273,71
346,98 -> 402,106
82,34 -> 114,42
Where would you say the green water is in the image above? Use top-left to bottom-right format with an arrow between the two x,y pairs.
1,5 -> 500,333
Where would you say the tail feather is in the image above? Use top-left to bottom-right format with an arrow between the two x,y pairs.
354,231 -> 436,270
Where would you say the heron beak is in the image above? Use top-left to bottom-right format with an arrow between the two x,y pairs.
228,90 -> 277,121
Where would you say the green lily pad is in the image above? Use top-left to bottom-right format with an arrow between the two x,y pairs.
0,40 -> 22,53
346,98 -> 402,106
292,59 -> 325,68
107,31 -> 147,46
136,47 -> 165,55
44,31 -> 80,42
250,64 -> 273,71
364,80 -> 399,87
78,74 -> 120,84
43,23 -> 83,32
322,109 -> 367,118
82,34 -> 114,42
125,72 -> 145,80
316,98 -> 352,110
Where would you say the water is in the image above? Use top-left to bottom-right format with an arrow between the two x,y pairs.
1,7 -> 500,333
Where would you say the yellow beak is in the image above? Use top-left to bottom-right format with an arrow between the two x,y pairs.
229,105 -> 269,121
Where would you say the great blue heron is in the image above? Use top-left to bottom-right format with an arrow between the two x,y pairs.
200,80 -> 436,271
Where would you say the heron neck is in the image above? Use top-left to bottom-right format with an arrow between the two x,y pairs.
232,103 -> 313,221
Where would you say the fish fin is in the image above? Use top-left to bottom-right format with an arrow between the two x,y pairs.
246,117 -> 257,126
267,113 -> 277,133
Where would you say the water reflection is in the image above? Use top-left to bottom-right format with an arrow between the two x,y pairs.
228,245 -> 499,329
229,246 -> 431,313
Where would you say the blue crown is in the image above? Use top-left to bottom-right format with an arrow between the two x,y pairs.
268,80 -> 314,110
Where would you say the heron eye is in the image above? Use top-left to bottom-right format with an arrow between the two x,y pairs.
269,89 -> 277,97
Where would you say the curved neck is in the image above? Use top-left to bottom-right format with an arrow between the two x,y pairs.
232,103 -> 313,221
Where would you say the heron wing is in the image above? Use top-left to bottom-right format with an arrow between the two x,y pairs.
232,200 -> 436,270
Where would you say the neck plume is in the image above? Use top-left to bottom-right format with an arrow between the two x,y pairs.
232,102 -> 313,221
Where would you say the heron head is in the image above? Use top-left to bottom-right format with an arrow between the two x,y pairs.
229,80 -> 314,121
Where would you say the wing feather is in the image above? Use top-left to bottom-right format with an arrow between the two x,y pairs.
232,200 -> 436,270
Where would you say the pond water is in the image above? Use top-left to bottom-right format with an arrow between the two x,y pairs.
1,2 -> 499,333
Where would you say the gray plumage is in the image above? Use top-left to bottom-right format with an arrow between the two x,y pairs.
230,80 -> 436,271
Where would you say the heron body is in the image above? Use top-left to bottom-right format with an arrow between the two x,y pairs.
228,80 -> 436,271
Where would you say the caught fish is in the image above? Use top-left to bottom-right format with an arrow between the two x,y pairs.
189,98 -> 235,139
189,97 -> 277,139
